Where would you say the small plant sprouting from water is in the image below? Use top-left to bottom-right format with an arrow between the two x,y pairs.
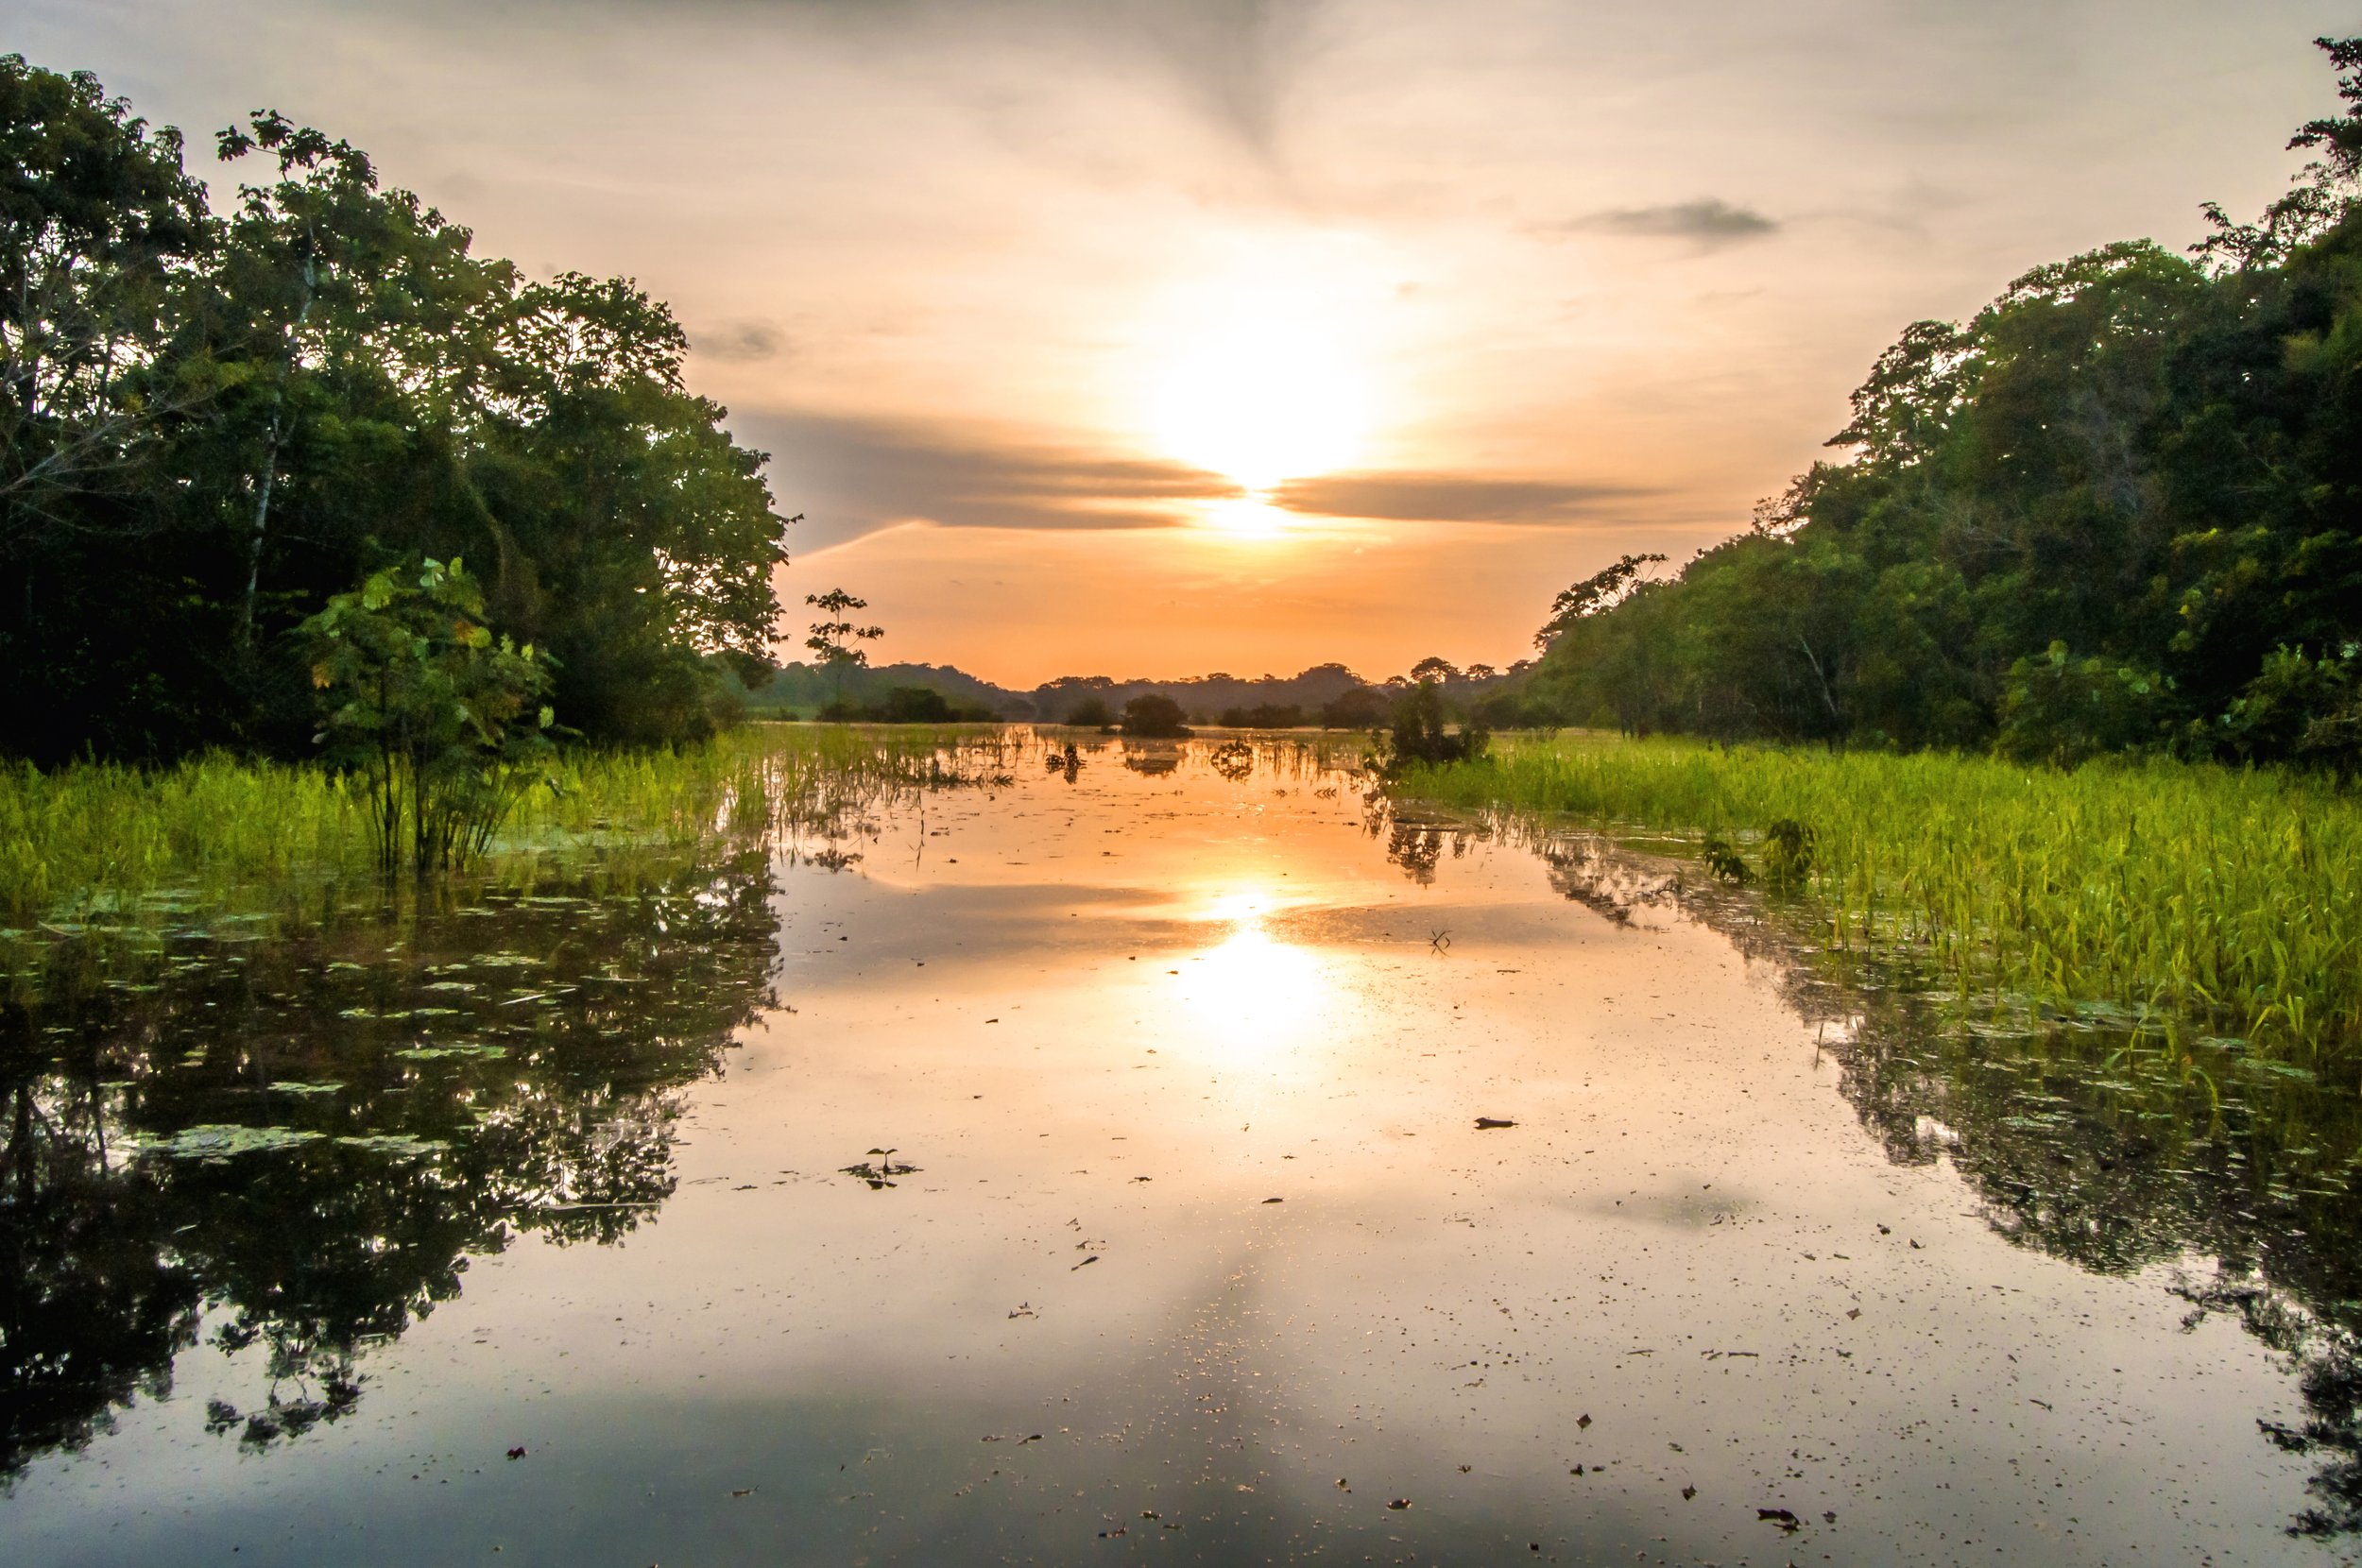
300,556 -> 556,878
842,1147 -> 919,1188
1701,832 -> 1751,885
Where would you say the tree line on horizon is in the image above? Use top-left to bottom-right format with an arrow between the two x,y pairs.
1508,37 -> 2362,772
1,56 -> 789,764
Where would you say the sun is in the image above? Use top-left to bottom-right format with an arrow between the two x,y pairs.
1153,316 -> 1370,495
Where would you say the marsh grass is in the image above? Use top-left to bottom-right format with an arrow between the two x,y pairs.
0,723 -> 1014,934
1394,733 -> 2362,1073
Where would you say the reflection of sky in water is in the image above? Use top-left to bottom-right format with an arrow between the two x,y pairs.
6,734 -> 2359,1565
1176,889 -> 1329,1070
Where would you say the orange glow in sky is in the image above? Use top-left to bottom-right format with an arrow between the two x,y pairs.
27,0 -> 2342,685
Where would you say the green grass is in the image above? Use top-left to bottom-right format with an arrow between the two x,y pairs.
0,723 -> 1007,928
1394,733 -> 2362,1072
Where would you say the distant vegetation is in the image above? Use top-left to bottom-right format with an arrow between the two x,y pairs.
1119,693 -> 1190,738
1509,38 -> 2362,773
1,56 -> 789,763
817,687 -> 999,724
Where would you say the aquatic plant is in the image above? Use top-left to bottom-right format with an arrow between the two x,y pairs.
1392,734 -> 2362,1072
0,724 -> 1013,931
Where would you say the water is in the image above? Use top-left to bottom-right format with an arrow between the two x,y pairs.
4,734 -> 2358,1565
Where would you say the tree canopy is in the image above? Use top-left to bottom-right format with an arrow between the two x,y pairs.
1523,37 -> 2362,773
1,57 -> 791,761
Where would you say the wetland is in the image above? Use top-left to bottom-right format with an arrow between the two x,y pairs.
4,730 -> 2361,1566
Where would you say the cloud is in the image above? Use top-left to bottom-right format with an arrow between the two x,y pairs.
731,409 -> 1240,547
1267,471 -> 1655,524
1550,197 -> 1779,247
692,321 -> 788,361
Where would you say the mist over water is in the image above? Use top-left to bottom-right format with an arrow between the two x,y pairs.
4,734 -> 2355,1564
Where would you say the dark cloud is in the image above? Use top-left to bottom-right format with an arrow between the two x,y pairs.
731,409 -> 1240,547
1121,0 -> 1321,156
692,321 -> 788,361
1267,472 -> 1654,524
1552,197 -> 1779,247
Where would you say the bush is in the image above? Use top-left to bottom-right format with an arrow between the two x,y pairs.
299,557 -> 555,876
1121,693 -> 1190,737
1378,681 -> 1486,771
1064,695 -> 1115,727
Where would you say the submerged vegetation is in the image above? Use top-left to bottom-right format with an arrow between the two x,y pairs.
1395,733 -> 2362,1075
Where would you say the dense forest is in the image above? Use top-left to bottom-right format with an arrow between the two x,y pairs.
1515,38 -> 2362,771
738,658 -> 1515,725
1,57 -> 788,763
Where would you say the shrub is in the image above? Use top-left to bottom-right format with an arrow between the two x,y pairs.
1121,693 -> 1190,737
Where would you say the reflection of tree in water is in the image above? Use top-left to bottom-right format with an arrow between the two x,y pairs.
0,849 -> 780,1476
1122,750 -> 1180,776
1362,799 -> 1477,887
1496,822 -> 2362,1539
1826,992 -> 2362,1538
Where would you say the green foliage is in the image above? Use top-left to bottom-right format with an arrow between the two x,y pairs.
1700,832 -> 1750,885
803,588 -> 884,702
1393,733 -> 2362,1074
1377,680 -> 1487,772
299,558 -> 554,875
0,58 -> 789,762
1521,38 -> 2362,770
1997,642 -> 2171,766
1120,693 -> 1190,738
1761,817 -> 1818,889
0,724 -> 998,928
1063,695 -> 1115,728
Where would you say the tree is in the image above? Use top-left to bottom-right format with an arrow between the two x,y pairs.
1120,692 -> 1188,738
1515,36 -> 2362,768
1409,656 -> 1462,684
299,556 -> 554,876
804,588 -> 883,704
0,63 -> 791,762
1535,554 -> 1666,651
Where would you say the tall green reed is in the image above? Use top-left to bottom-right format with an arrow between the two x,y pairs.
1392,734 -> 2362,1071
0,723 -> 1007,927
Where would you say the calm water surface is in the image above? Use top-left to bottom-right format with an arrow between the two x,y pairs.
5,734 -> 2359,1565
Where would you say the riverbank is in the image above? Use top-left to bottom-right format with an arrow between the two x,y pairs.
0,724 -> 1007,929
1392,734 -> 2362,1074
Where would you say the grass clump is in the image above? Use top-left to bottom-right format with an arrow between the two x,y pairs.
1392,733 -> 2362,1072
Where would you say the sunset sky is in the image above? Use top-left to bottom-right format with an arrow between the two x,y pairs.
22,0 -> 2353,686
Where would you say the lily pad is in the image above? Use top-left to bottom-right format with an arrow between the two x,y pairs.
142,1124 -> 324,1160
334,1133 -> 449,1156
